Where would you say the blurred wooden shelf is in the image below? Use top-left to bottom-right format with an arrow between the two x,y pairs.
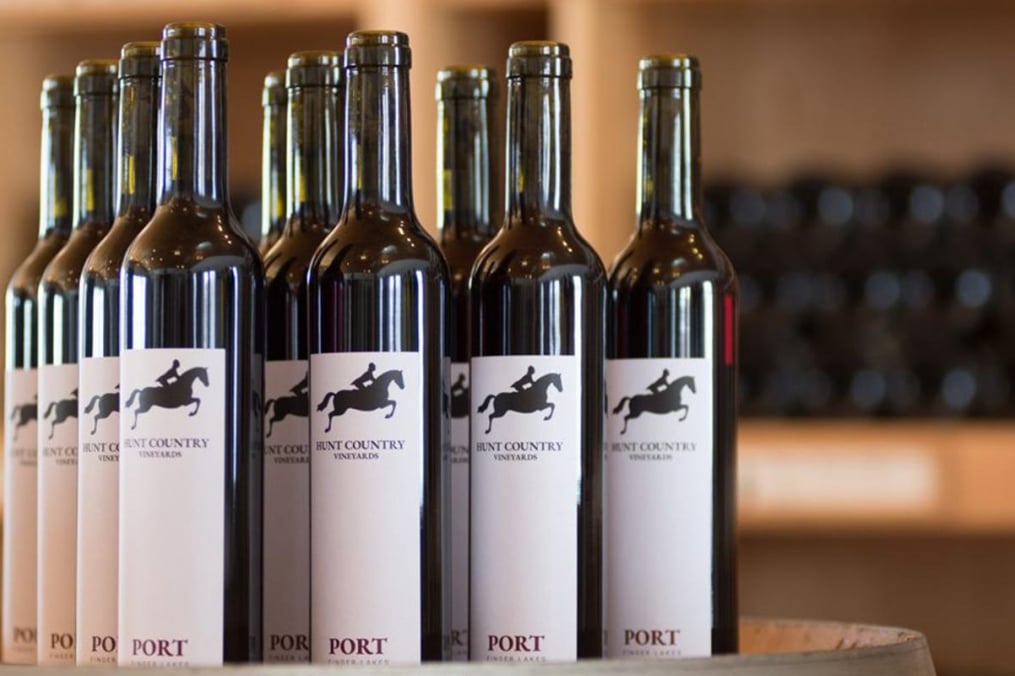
738,420 -> 1015,535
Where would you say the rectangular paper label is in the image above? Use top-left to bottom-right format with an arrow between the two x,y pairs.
118,348 -> 225,667
37,362 -> 79,664
76,356 -> 120,665
309,351 -> 423,666
470,355 -> 580,663
605,357 -> 713,658
3,367 -> 39,663
448,361 -> 469,661
263,359 -> 310,663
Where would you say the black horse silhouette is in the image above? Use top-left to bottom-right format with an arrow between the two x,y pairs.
83,385 -> 119,435
123,366 -> 210,430
612,375 -> 696,435
477,372 -> 563,434
43,389 -> 78,440
450,373 -> 469,419
316,369 -> 405,433
9,395 -> 38,441
264,377 -> 309,438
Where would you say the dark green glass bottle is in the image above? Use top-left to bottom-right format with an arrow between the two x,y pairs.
259,71 -> 287,256
2,73 -> 74,666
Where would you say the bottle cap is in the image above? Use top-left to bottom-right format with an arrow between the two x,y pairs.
345,31 -> 410,68
40,74 -> 74,110
74,59 -> 119,96
436,65 -> 495,100
162,22 -> 228,61
638,54 -> 700,90
119,41 -> 161,79
262,70 -> 286,106
507,41 -> 571,79
286,51 -> 343,88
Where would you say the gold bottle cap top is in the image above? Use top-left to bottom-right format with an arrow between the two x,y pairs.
75,59 -> 119,96
162,21 -> 228,61
41,74 -> 74,109
638,54 -> 701,90
120,41 -> 161,79
345,30 -> 410,68
286,51 -> 342,88
436,65 -> 495,100
507,41 -> 571,79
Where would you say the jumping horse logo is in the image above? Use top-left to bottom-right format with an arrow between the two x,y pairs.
9,395 -> 38,441
264,373 -> 309,438
316,364 -> 405,433
122,360 -> 210,430
83,385 -> 120,435
450,372 -> 469,419
476,367 -> 563,434
43,389 -> 78,440
611,370 -> 696,435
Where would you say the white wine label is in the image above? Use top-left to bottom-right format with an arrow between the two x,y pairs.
470,354 -> 580,663
263,359 -> 310,663
310,351 -> 423,666
605,357 -> 713,658
3,367 -> 39,663
76,356 -> 120,665
448,361 -> 469,661
37,362 -> 79,665
118,348 -> 226,667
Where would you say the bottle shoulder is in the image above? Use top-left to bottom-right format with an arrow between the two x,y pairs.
471,219 -> 606,286
41,222 -> 109,291
310,211 -> 449,283
441,236 -> 491,290
123,198 -> 261,277
7,233 -> 67,296
82,211 -> 151,283
263,223 -> 330,291
608,225 -> 736,294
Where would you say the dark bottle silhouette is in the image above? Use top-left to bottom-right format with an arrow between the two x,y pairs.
259,71 -> 287,256
120,23 -> 264,662
308,31 -> 448,662
2,74 -> 73,665
470,41 -> 605,659
606,55 -> 737,653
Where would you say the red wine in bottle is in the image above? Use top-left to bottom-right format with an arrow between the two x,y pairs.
118,23 -> 264,666
435,64 -> 497,661
76,42 -> 160,667
259,71 -> 286,256
308,31 -> 449,665
37,59 -> 118,666
3,74 -> 74,666
606,56 -> 738,657
262,50 -> 343,664
469,41 -> 605,662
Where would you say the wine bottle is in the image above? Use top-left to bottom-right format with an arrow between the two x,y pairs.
262,50 -> 343,664
37,59 -> 118,666
308,31 -> 449,665
605,55 -> 737,657
118,23 -> 263,666
259,71 -> 287,256
2,74 -> 74,665
435,64 -> 497,662
469,41 -> 605,662
76,42 -> 160,666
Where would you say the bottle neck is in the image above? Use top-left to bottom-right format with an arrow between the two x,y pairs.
344,65 -> 414,215
438,96 -> 495,242
159,58 -> 229,206
637,85 -> 702,229
504,76 -> 572,224
262,100 -> 286,236
117,75 -> 159,220
73,91 -> 117,227
287,83 -> 341,231
39,105 -> 75,238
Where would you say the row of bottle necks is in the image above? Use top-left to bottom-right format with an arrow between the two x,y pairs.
3,23 -> 737,666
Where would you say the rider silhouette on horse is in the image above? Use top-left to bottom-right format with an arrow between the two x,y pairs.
511,365 -> 536,391
156,360 -> 181,387
290,374 -> 309,396
351,363 -> 376,390
646,369 -> 670,394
